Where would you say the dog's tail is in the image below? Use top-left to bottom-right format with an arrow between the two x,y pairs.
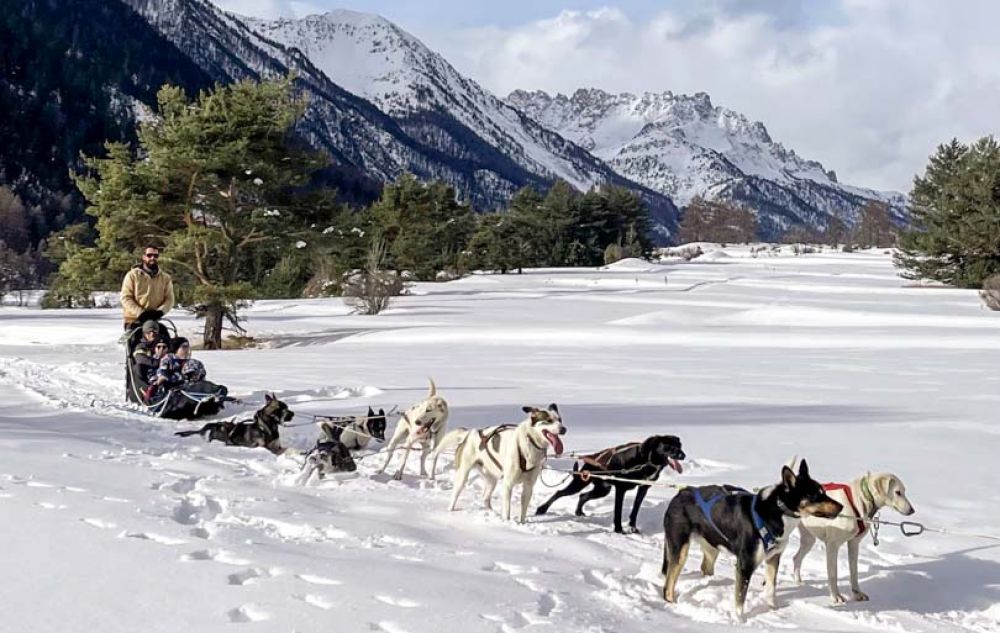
427,377 -> 437,398
174,424 -> 211,438
431,427 -> 469,468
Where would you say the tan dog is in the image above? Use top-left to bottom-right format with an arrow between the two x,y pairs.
436,404 -> 566,523
378,379 -> 449,481
792,471 -> 915,603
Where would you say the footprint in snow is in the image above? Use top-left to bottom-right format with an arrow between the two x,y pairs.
37,502 -> 68,510
120,531 -> 188,545
153,476 -> 200,494
81,517 -> 117,529
293,594 -> 333,610
536,592 -> 559,617
370,622 -> 411,633
171,493 -> 224,525
375,595 -> 421,608
227,567 -> 272,586
297,573 -> 342,586
189,526 -> 213,540
227,604 -> 270,623
180,549 -> 251,565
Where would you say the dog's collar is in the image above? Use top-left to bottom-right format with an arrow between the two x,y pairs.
526,432 -> 545,451
860,475 -> 877,516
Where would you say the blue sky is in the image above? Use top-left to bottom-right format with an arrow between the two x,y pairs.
213,1 -> 1000,193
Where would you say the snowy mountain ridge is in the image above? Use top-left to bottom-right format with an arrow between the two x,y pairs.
240,10 -> 665,208
508,88 -> 907,233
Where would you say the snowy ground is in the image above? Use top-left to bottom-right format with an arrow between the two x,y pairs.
2,245 -> 999,633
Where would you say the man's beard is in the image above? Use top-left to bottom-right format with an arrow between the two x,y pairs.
145,262 -> 159,274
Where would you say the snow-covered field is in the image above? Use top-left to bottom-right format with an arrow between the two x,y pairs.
2,246 -> 998,633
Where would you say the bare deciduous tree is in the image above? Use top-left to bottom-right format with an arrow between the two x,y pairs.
341,237 -> 405,315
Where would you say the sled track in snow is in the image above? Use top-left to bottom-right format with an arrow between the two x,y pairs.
0,356 -> 155,421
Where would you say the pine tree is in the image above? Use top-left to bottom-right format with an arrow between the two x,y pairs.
65,77 -> 341,347
466,213 -> 528,274
370,174 -> 476,280
895,137 -> 1000,287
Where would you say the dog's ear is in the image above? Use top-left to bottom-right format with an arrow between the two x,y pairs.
522,406 -> 535,414
548,403 -> 559,414
797,458 -> 810,480
873,473 -> 891,499
265,393 -> 273,403
378,408 -> 385,416
368,405 -> 375,416
781,465 -> 797,489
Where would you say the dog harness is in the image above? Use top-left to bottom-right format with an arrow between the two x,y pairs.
822,482 -> 867,537
478,425 -> 544,472
694,487 -> 781,553
579,442 -> 641,469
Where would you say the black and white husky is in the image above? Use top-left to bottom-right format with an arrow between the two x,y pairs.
317,406 -> 387,450
661,460 -> 842,620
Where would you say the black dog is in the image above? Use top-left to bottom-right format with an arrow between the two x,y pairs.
318,406 -> 387,450
175,393 -> 294,455
535,435 -> 685,533
661,459 -> 842,620
299,440 -> 358,483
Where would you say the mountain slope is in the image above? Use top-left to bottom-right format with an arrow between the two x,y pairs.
0,0 -> 214,248
508,88 -> 907,237
237,10 -> 678,236
121,1 -> 677,234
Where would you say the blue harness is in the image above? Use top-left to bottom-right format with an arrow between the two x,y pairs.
694,487 -> 778,553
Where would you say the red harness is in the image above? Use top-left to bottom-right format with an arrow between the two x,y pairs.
822,482 -> 866,537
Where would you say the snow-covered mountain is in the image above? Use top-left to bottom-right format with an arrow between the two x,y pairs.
118,0 -> 674,224
508,88 -> 907,236
239,10 -> 677,233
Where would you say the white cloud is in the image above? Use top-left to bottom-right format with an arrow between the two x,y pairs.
423,1 -> 1000,192
210,0 -> 323,19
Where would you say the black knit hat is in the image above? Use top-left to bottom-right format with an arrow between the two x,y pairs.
171,337 -> 190,353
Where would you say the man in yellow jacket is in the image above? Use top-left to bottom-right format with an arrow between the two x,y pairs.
121,245 -> 175,330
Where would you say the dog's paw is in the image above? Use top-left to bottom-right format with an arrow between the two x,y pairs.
831,593 -> 847,604
853,590 -> 870,602
793,572 -> 803,586
392,471 -> 403,481
534,506 -> 548,516
624,525 -> 641,535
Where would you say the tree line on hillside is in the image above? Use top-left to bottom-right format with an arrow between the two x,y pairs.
25,76 -> 1000,346
44,78 -> 656,347
677,195 -> 897,250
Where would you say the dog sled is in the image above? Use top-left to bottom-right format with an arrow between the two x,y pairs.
123,318 -> 231,420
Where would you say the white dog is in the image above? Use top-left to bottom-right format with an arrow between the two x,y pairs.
378,379 -> 449,481
792,471 -> 915,603
436,404 -> 565,523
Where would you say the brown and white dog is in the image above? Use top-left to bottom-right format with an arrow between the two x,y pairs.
436,404 -> 566,523
792,470 -> 914,603
378,379 -> 449,481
